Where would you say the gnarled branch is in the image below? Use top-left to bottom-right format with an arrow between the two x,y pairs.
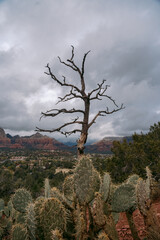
88,104 -> 124,128
40,108 -> 84,119
36,117 -> 83,136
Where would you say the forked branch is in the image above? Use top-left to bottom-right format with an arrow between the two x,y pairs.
36,117 -> 83,136
40,108 -> 84,119
88,104 -> 124,128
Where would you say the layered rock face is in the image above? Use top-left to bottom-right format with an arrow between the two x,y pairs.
0,128 -> 6,138
0,128 -> 68,150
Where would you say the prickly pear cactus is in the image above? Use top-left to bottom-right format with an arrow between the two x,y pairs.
111,183 -> 137,212
0,215 -> 12,240
97,230 -> 110,240
51,229 -> 64,240
39,198 -> 66,240
0,199 -> 4,212
136,178 -> 151,216
34,197 -> 46,240
63,175 -> 75,202
50,187 -> 64,203
126,174 -> 139,185
146,166 -> 153,199
100,173 -> 111,202
111,212 -> 119,225
45,178 -> 51,198
4,206 -> 10,217
90,192 -> 106,226
16,211 -> 26,224
25,203 -> 36,240
12,188 -> 33,213
74,203 -> 86,240
11,224 -> 27,240
74,156 -> 101,205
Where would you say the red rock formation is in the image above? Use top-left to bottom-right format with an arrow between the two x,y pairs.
116,200 -> 160,240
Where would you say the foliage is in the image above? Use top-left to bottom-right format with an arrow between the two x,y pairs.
107,122 -> 160,182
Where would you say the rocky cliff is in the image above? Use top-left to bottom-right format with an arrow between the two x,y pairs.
0,128 -> 68,150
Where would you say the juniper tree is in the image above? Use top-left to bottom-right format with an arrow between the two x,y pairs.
36,46 -> 124,157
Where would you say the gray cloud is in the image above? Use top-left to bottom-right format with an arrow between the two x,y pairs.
0,0 -> 160,142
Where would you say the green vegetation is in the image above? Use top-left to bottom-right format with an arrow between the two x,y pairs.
0,150 -> 75,201
107,122 -> 160,183
1,122 -> 160,239
0,155 -> 159,240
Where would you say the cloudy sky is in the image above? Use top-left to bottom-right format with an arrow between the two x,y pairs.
0,0 -> 160,143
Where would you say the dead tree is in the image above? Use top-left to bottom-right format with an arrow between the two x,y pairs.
36,46 -> 124,157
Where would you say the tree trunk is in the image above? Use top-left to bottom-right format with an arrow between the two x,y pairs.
77,98 -> 90,158
77,132 -> 87,158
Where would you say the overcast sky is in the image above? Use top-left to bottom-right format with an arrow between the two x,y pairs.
0,0 -> 160,143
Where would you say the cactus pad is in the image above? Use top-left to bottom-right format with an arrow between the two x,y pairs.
0,199 -> 4,212
25,203 -> 36,240
74,156 -> 101,204
51,229 -> 64,240
63,175 -> 74,202
91,192 -> 106,226
11,224 -> 27,240
40,198 -> 66,239
111,183 -> 136,212
97,231 -> 110,240
100,173 -> 111,202
12,188 -> 32,213
44,178 -> 51,198
126,174 -> 139,185
136,178 -> 151,216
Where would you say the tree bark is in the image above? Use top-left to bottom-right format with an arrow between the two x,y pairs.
77,98 -> 90,158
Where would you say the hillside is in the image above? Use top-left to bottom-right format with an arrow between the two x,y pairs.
0,128 -> 68,151
0,127 -> 131,153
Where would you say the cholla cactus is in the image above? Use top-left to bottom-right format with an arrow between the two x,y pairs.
45,178 -> 51,198
74,156 -> 101,205
111,183 -> 137,213
11,224 -> 27,240
12,188 -> 32,213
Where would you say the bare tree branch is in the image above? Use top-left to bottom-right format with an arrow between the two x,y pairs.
88,104 -> 124,128
90,83 -> 119,108
36,117 -> 83,135
88,79 -> 108,97
56,87 -> 83,104
45,63 -> 81,94
40,108 -> 84,119
81,50 -> 91,77
37,46 -> 124,157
